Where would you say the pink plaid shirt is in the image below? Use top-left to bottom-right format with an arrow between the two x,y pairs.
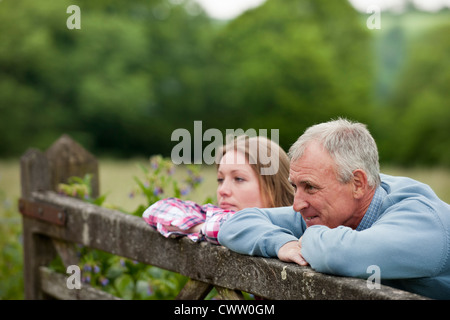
142,198 -> 235,244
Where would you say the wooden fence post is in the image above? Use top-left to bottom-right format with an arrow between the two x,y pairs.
20,135 -> 99,299
20,149 -> 55,299
20,148 -> 51,199
45,134 -> 99,198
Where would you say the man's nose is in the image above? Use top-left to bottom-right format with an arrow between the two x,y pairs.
293,191 -> 309,212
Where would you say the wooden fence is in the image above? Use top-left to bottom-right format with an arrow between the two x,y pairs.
18,135 -> 427,300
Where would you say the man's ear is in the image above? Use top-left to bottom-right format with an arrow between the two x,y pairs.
352,169 -> 368,199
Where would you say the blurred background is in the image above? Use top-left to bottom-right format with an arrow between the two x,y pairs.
1,0 -> 449,299
0,0 -> 449,164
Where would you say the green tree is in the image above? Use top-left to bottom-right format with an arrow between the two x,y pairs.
205,0 -> 374,150
0,0 -> 214,157
388,24 -> 450,166
0,1 -> 75,155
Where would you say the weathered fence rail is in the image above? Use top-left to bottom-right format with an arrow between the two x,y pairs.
18,135 -> 427,300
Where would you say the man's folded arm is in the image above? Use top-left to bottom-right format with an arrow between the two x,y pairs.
301,201 -> 447,279
218,206 -> 306,257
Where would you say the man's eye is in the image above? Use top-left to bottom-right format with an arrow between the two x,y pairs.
290,183 -> 297,191
305,183 -> 318,193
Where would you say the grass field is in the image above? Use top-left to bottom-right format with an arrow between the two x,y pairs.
0,158 -> 219,214
1,158 -> 450,299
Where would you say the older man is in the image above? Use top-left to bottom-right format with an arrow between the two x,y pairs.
218,119 -> 450,299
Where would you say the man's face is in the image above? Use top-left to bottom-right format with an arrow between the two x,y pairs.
289,142 -> 360,229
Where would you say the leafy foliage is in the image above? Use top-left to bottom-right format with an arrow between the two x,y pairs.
0,0 -> 213,157
205,0 -> 374,150
0,189 -> 24,299
387,23 -> 450,166
54,157 -> 208,299
129,155 -> 206,216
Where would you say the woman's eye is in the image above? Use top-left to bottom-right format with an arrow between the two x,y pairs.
235,177 -> 245,182
217,178 -> 224,184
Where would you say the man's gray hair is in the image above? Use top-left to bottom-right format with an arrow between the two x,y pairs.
288,118 -> 381,188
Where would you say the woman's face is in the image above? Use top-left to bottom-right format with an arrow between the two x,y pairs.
216,150 -> 265,211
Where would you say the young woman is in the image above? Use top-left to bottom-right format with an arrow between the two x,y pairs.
142,135 -> 294,244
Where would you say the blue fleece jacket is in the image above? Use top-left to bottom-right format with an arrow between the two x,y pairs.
218,174 -> 450,299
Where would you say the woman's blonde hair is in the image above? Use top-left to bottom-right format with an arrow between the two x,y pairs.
216,135 -> 294,208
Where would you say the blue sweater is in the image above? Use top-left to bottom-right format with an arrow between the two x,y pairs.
218,174 -> 450,299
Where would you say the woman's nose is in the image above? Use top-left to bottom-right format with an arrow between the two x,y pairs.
218,179 -> 232,197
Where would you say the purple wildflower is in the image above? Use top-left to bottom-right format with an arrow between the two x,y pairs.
100,277 -> 109,286
150,159 -> 159,170
194,176 -> 203,183
83,264 -> 92,272
180,187 -> 191,196
153,187 -> 163,196
167,167 -> 175,176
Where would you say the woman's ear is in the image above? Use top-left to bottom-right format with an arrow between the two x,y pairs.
352,169 -> 369,199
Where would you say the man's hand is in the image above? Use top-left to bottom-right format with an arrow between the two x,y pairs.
277,238 -> 309,266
